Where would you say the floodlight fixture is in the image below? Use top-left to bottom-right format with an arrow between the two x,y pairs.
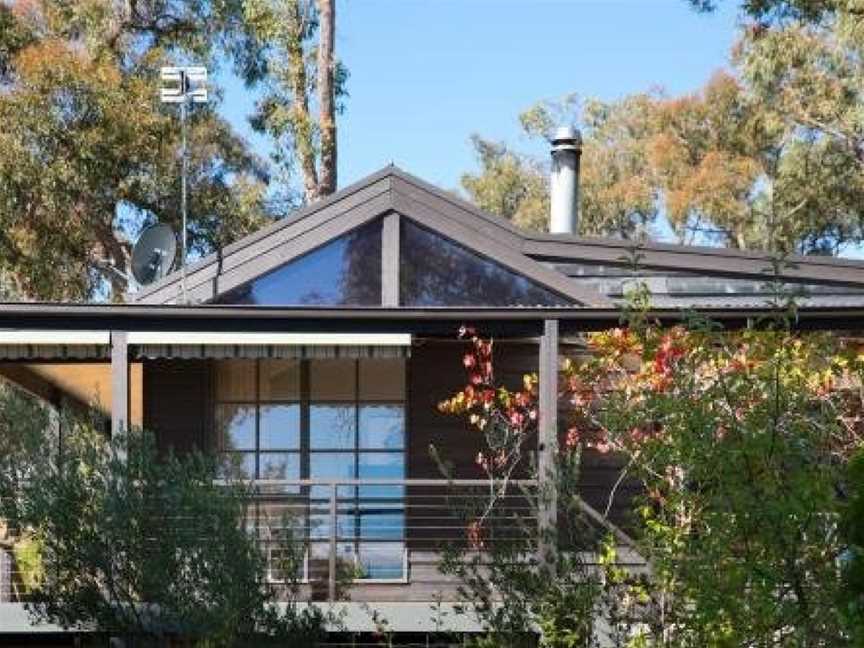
160,66 -> 208,104
159,65 -> 208,303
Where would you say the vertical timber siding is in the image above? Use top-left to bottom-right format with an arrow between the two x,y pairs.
407,339 -> 539,481
406,340 -> 539,550
406,339 -> 638,547
143,359 -> 214,455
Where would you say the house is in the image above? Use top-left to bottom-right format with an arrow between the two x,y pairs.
2,132 -> 864,643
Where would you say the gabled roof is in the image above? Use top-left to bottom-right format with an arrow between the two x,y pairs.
130,165 -> 864,308
130,166 -> 607,306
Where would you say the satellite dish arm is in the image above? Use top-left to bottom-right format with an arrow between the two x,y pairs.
94,259 -> 133,286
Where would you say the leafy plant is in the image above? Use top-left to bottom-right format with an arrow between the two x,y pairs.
439,315 -> 864,646
0,390 -> 327,646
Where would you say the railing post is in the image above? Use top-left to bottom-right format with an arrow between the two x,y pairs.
538,319 -> 559,566
110,331 -> 129,459
328,482 -> 337,601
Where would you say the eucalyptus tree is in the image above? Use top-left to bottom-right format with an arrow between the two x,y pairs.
243,0 -> 345,203
463,0 -> 864,255
0,1 -> 347,300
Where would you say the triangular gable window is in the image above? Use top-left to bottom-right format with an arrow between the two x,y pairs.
399,220 -> 569,306
213,221 -> 382,306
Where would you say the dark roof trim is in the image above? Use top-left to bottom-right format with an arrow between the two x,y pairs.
1,303 -> 862,334
390,184 -> 607,307
524,236 -> 864,288
132,172 -> 394,303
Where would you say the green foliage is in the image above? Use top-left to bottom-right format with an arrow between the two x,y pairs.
460,136 -> 550,231
841,449 -> 864,644
11,533 -> 43,594
243,0 -> 344,202
570,319 -> 864,645
442,317 -> 864,646
0,1 -> 273,300
688,0 -> 839,23
462,94 -> 657,238
0,381 -> 55,529
436,448 -> 645,648
464,5 -> 864,255
0,388 -> 325,645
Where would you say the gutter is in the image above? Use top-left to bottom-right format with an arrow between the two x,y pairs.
0,303 -> 861,334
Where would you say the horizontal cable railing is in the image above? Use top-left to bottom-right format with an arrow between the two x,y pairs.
0,479 -> 545,604
246,478 -> 540,602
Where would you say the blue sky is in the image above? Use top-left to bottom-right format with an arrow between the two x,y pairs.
218,0 -> 741,199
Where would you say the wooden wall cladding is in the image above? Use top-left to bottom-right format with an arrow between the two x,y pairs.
406,339 -> 639,544
143,359 -> 214,456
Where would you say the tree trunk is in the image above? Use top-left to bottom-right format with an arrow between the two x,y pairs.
317,0 -> 337,196
288,0 -> 319,203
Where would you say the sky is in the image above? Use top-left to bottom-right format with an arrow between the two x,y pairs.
217,0 -> 741,203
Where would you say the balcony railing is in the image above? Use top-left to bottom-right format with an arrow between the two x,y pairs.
249,478 -> 540,602
1,478 -> 540,604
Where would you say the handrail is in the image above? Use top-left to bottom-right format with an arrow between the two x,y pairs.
218,478 -> 539,487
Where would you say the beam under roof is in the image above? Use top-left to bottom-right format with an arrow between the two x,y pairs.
1,303 -> 863,334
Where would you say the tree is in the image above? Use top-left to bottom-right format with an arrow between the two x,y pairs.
244,0 -> 345,204
436,329 -> 622,648
0,389 -> 325,645
687,0 -> 843,22
439,309 -> 864,645
691,0 -> 864,253
0,1 -> 274,301
462,94 -> 658,238
840,449 -> 864,644
0,382 -> 54,600
460,136 -> 551,232
463,5 -> 864,255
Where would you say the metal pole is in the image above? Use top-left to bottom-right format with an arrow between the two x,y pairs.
538,319 -> 559,568
180,93 -> 188,304
328,483 -> 337,601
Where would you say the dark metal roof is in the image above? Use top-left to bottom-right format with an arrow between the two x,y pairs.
525,234 -> 864,288
130,166 -> 607,308
129,165 -> 864,309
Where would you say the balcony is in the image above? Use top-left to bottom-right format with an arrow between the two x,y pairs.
248,478 -> 539,603
1,478 -> 540,605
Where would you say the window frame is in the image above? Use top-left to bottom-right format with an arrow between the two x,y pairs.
215,360 -> 303,483
215,357 -> 408,582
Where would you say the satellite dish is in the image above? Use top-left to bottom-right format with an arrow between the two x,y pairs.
131,223 -> 177,285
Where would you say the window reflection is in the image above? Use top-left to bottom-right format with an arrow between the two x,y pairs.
260,405 -> 301,450
310,405 -> 356,449
260,452 -> 300,481
310,452 -> 356,499
400,220 -> 569,306
359,543 -> 404,580
215,359 -> 407,579
221,452 -> 256,480
217,404 -> 256,451
359,405 -> 404,449
360,509 -> 405,541
213,221 -> 382,305
309,514 -> 357,540
359,453 -> 405,499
